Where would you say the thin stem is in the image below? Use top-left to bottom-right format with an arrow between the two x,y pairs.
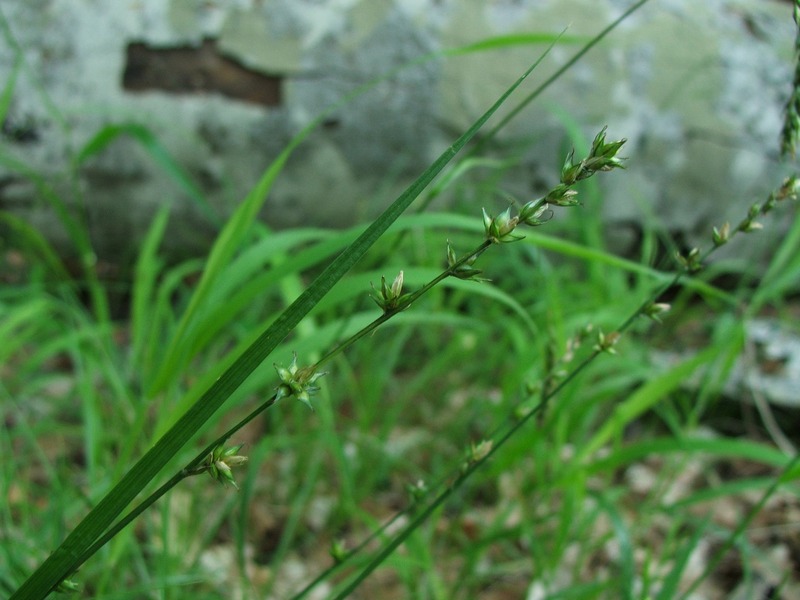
470,0 -> 651,158
289,510 -> 409,600
327,348 -> 598,599
313,240 -> 493,370
680,453 -> 800,599
72,395 -> 278,572
63,238 -> 495,580
316,177 -> 799,599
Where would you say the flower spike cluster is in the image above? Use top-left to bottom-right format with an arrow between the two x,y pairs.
482,206 -> 523,244
482,127 -> 626,245
275,352 -> 327,410
187,443 -> 249,489
700,176 -> 799,272
206,443 -> 248,489
371,271 -> 410,313
780,0 -> 800,158
643,302 -> 671,323
518,199 -> 553,226
676,247 -> 702,273
446,241 -> 486,281
55,577 -> 80,594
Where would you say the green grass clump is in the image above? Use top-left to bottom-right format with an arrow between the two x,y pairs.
3,1 -> 800,598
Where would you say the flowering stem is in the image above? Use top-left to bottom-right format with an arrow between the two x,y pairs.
52,129 -> 629,592
781,0 -> 800,158
64,239 -> 498,580
312,240 -> 493,370
302,176 -> 800,600
73,395 -> 278,571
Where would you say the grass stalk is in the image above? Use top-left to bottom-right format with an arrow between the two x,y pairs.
9,41 -> 557,600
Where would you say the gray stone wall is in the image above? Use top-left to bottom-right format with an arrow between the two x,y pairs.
0,0 -> 794,262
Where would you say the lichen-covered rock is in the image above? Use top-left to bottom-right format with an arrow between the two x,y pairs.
0,0 -> 794,263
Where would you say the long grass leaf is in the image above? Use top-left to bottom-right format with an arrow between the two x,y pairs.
584,436 -> 790,476
576,343 -> 723,464
0,150 -> 110,322
145,30 -> 578,396
0,213 -> 71,281
657,518 -> 710,600
10,45 -> 554,600
446,32 -> 586,55
592,490 -> 634,600
74,123 -> 218,223
0,52 -> 21,124
473,0 -> 652,152
130,206 -> 170,372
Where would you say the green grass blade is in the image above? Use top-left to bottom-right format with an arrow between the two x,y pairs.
575,343 -> 724,464
0,51 -> 21,124
0,212 -> 71,281
0,151 -> 111,324
145,152 -> 303,393
584,436 -> 790,476
445,32 -> 586,55
10,45 -> 554,600
73,123 -> 218,224
130,206 -> 170,373
473,0 -> 652,153
145,30 -> 575,396
751,201 -> 800,309
679,453 -> 800,599
666,476 -> 798,511
592,490 -> 634,600
405,212 -> 732,302
657,518 -> 710,600
0,297 -> 54,366
144,228 -> 337,395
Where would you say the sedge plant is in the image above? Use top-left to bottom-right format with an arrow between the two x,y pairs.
5,25 -> 574,599
5,0 -> 800,597
19,123 -> 629,597
290,160 -> 800,600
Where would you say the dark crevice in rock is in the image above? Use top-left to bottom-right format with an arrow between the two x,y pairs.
1,114 -> 40,143
122,38 -> 282,107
